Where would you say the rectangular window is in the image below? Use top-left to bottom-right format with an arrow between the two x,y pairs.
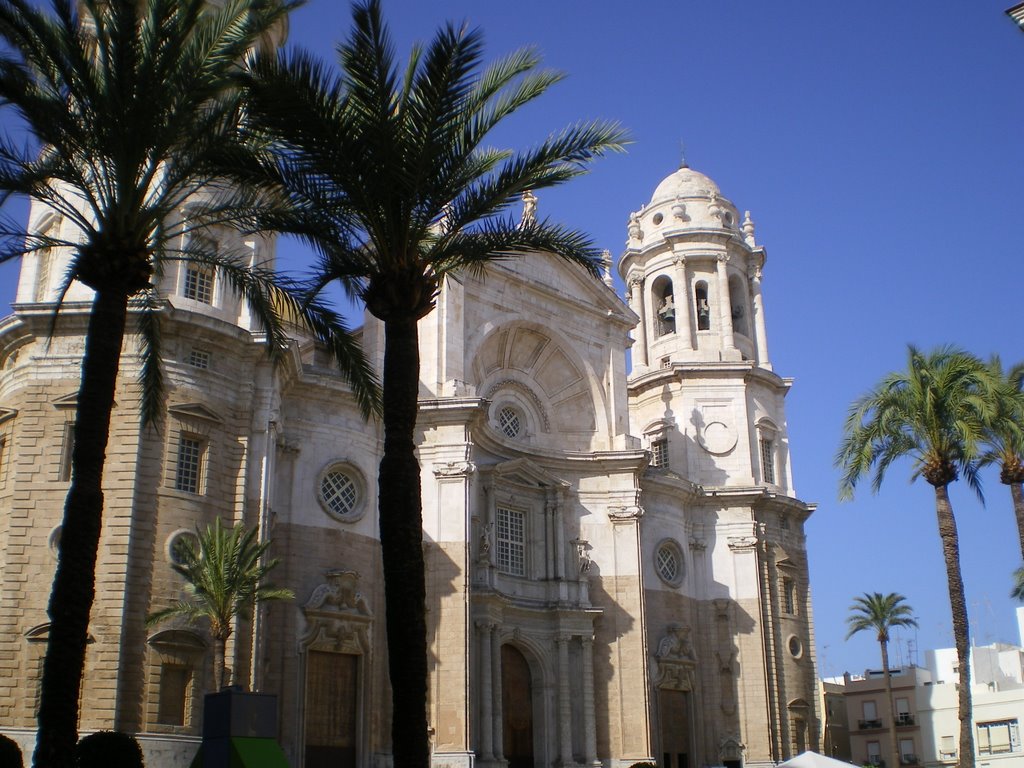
760,437 -> 775,484
782,577 -> 796,614
174,436 -> 204,494
940,736 -> 956,758
183,264 -> 214,304
978,719 -> 1020,755
867,741 -> 881,765
862,700 -> 878,721
495,506 -> 525,576
157,664 -> 191,726
59,423 -> 75,482
651,438 -> 669,469
188,348 -> 211,369
899,739 -> 915,764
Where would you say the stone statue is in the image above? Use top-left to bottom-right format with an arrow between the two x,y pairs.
521,190 -> 537,226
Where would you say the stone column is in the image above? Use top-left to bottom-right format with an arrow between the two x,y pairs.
716,254 -> 735,350
627,272 -> 648,368
557,634 -> 574,765
749,264 -> 771,369
672,255 -> 693,350
477,621 -> 495,760
491,630 -> 504,760
582,635 -> 599,765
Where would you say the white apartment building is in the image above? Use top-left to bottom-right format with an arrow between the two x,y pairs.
828,609 -> 1024,768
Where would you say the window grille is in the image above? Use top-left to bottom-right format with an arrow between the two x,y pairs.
498,406 -> 522,439
760,437 -> 775,484
495,506 -> 525,576
655,543 -> 680,584
321,470 -> 358,518
188,349 -> 211,369
978,720 -> 1020,755
651,438 -> 669,469
184,265 -> 214,304
174,437 -> 203,494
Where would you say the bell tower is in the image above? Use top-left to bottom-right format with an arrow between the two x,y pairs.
618,161 -> 771,373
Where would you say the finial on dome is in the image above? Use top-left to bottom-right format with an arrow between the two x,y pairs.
679,140 -> 688,169
742,210 -> 756,246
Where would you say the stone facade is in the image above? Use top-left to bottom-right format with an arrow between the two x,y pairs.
0,164 -> 819,768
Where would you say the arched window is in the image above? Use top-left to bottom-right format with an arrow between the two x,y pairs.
694,282 -> 710,331
728,275 -> 748,337
653,276 -> 675,337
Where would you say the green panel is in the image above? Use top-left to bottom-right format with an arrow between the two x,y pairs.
230,737 -> 290,768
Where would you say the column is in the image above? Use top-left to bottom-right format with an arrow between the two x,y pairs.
627,273 -> 648,368
672,255 -> 693,350
749,264 -> 771,369
491,630 -> 504,760
716,254 -> 735,350
581,635 -> 599,765
557,634 -> 574,765
477,622 -> 494,761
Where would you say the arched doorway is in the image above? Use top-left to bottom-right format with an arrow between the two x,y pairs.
502,644 -> 534,768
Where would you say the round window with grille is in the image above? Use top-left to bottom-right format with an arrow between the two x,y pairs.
497,405 -> 523,439
317,463 -> 366,523
655,539 -> 684,586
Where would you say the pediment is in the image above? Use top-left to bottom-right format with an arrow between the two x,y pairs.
0,408 -> 16,425
491,457 -> 570,492
148,629 -> 207,650
51,393 -> 78,409
167,402 -> 223,424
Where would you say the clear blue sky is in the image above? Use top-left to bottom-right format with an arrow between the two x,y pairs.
2,0 -> 1023,677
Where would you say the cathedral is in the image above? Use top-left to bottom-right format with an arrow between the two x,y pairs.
0,161 -> 819,768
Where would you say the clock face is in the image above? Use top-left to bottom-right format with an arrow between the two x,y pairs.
700,421 -> 737,455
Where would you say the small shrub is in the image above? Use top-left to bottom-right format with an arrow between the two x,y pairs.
0,734 -> 23,768
630,763 -> 658,768
76,731 -> 144,768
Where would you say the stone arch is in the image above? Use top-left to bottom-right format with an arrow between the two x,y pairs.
651,274 -> 676,337
468,321 -> 606,447
496,636 -> 551,768
728,273 -> 748,337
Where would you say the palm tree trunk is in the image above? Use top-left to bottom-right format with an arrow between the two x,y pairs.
34,289 -> 129,768
1010,481 -> 1024,563
881,640 -> 900,768
379,315 -> 429,768
934,483 -> 975,768
216,636 -> 228,690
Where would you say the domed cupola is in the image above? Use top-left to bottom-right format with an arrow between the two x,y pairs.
618,160 -> 771,374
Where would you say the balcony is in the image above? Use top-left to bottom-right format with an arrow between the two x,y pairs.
896,713 -> 916,726
899,755 -> 918,765
858,719 -> 884,730
865,757 -> 885,767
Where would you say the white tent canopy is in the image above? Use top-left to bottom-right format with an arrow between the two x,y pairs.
779,752 -> 856,768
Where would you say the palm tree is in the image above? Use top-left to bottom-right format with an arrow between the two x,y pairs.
836,345 -> 993,768
240,4 -> 627,765
846,592 -> 918,768
0,1 -> 376,763
980,358 -> 1024,560
147,518 -> 293,690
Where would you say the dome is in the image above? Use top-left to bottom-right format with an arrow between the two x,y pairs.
649,165 -> 721,205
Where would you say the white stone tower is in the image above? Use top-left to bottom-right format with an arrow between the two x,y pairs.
619,161 -> 770,372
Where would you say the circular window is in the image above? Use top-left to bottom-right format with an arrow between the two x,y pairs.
788,635 -> 803,659
318,463 -> 366,523
652,212 -> 664,225
497,406 -> 523,439
167,530 -> 199,565
654,539 -> 684,586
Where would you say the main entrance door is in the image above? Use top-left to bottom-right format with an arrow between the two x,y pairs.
502,645 -> 534,768
660,689 -> 691,768
305,650 -> 358,768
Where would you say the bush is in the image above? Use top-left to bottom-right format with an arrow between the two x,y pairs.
0,734 -> 23,768
76,731 -> 144,768
630,763 -> 658,768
